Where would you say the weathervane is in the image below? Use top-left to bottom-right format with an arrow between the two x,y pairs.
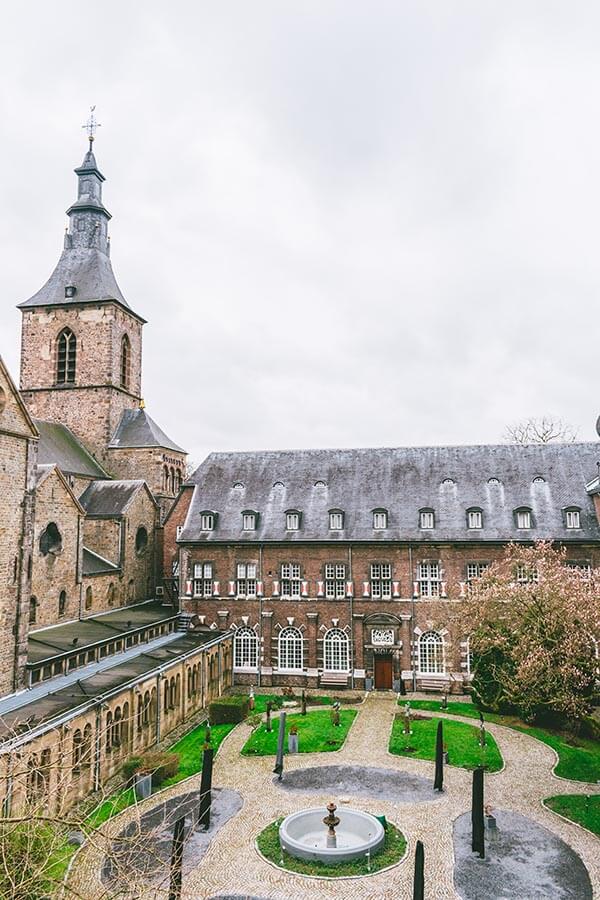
82,105 -> 101,150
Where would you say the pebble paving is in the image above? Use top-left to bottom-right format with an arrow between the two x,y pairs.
66,693 -> 600,899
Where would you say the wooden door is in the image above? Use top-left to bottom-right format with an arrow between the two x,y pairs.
374,655 -> 393,689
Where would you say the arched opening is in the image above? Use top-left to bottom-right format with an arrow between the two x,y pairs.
85,586 -> 93,610
40,522 -> 62,556
418,631 -> 445,674
278,626 -> 303,671
135,525 -> 148,556
234,627 -> 258,669
56,328 -> 76,384
323,628 -> 350,672
120,334 -> 131,390
58,589 -> 67,617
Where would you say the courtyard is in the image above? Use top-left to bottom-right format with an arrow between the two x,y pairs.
66,691 -> 600,899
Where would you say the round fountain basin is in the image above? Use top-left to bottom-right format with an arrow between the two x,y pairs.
279,807 -> 385,864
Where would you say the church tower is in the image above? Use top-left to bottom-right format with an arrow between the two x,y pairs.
18,119 -> 186,514
18,125 -> 145,463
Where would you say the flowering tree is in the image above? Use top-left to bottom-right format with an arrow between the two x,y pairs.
456,543 -> 600,726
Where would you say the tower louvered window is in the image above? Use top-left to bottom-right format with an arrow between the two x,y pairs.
56,328 -> 76,384
120,334 -> 131,390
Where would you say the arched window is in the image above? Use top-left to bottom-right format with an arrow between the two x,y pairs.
58,590 -> 67,617
105,711 -> 113,752
120,334 -> 131,390
72,729 -> 82,774
82,723 -> 93,770
57,328 -> 76,384
164,465 -> 170,492
163,680 -> 169,713
85,586 -> 93,610
107,583 -> 115,607
40,522 -> 62,556
170,467 -> 175,492
29,596 -> 38,625
122,702 -> 130,744
278,626 -> 303,671
323,628 -> 349,672
135,526 -> 148,556
234,627 -> 258,669
418,631 -> 445,674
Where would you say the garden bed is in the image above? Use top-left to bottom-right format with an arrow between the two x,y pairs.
544,794 -> 600,836
241,709 -> 357,756
389,714 -> 503,772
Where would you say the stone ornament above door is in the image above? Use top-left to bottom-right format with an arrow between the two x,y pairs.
371,627 -> 394,646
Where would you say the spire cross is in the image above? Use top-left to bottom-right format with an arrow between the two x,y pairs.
82,105 -> 101,150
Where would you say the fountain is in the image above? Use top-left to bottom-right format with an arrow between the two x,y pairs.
278,801 -> 385,864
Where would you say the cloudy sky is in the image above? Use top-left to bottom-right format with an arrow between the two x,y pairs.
1,2 -> 599,464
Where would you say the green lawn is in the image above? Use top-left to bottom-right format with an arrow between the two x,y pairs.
87,720 -> 235,827
402,700 -> 600,783
257,819 -> 406,876
244,693 -> 333,714
241,709 -> 357,756
389,714 -> 503,772
545,794 -> 600,836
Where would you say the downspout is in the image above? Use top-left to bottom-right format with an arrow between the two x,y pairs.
409,543 -> 416,691
258,544 -> 263,688
349,545 -> 354,689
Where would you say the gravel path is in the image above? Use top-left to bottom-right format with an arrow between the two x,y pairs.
66,693 -> 600,899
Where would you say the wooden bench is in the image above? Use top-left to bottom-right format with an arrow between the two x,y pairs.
320,672 -> 349,688
417,677 -> 450,693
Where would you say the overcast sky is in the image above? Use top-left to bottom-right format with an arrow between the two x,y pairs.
1,2 -> 599,464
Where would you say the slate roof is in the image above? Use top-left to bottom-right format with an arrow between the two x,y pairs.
108,407 -> 185,453
79,479 -> 149,517
82,547 -> 120,576
180,443 -> 600,543
35,420 -> 109,479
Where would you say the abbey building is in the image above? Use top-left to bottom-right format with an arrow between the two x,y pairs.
0,137 -> 231,816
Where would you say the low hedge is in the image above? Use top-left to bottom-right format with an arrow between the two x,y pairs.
122,751 -> 180,786
209,695 -> 249,725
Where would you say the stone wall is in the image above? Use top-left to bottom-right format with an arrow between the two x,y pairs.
30,469 -> 82,628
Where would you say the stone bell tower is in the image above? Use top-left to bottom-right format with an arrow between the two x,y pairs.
18,116 -> 146,466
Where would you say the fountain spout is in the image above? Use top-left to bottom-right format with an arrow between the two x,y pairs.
323,801 -> 340,849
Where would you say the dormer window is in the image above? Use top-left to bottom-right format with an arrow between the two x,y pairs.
419,509 -> 435,530
286,510 -> 301,531
64,285 -> 76,298
373,509 -> 388,530
467,509 -> 483,529
242,511 -> 258,531
329,510 -> 344,530
200,512 -> 215,531
565,508 -> 581,529
515,508 -> 532,529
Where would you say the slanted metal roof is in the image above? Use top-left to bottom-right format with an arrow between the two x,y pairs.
79,479 -> 148,517
35,419 -> 109,479
82,547 -> 120,576
108,407 -> 185,453
180,443 -> 600,543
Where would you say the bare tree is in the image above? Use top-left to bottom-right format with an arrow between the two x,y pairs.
503,415 -> 578,445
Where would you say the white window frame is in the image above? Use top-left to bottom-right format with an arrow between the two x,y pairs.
323,628 -> 349,672
329,511 -> 344,530
466,562 -> 488,584
566,509 -> 580,529
286,512 -> 300,531
467,510 -> 482,529
233,626 -> 258,670
515,564 -> 538,584
373,510 -> 388,530
236,563 -> 257,597
193,562 -> 213,598
370,562 -> 392,599
200,513 -> 214,531
281,563 -> 301,599
278,626 -> 303,671
566,561 -> 591,579
516,509 -> 531,529
324,563 -> 346,599
242,512 -> 256,531
418,561 -> 440,597
418,631 -> 445,674
420,510 -> 435,530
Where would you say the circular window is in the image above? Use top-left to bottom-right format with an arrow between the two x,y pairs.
39,522 -> 62,556
135,526 -> 149,556
0,386 -> 6,414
